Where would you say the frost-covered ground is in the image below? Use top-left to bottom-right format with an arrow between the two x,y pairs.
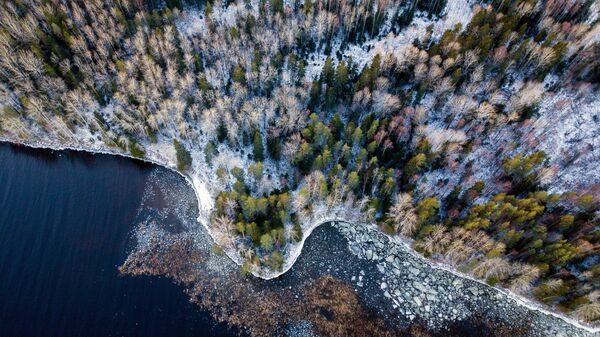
412,88 -> 600,205
304,0 -> 476,79
524,91 -> 600,193
176,0 -> 261,37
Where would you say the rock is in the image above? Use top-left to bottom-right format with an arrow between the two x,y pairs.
384,291 -> 391,298
452,279 -> 463,288
365,249 -> 373,260
413,281 -> 428,293
381,282 -> 387,290
376,264 -> 385,273
414,297 -> 422,306
408,267 -> 420,276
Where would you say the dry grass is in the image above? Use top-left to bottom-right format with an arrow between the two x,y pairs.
118,232 -> 202,284
301,276 -> 404,337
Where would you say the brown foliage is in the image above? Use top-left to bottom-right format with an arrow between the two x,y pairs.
118,230 -> 202,284
301,276 -> 401,337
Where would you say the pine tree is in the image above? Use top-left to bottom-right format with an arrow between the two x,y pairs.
249,162 -> 264,181
174,139 -> 192,171
334,60 -> 349,98
253,129 -> 264,161
320,57 -> 335,85
308,80 -> 321,110
260,233 -> 274,251
232,64 -> 246,85
347,171 -> 360,191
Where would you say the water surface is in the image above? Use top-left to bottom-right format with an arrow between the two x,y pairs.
0,143 -> 237,337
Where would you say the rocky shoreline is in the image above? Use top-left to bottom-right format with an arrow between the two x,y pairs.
333,221 -> 597,337
122,166 -> 596,336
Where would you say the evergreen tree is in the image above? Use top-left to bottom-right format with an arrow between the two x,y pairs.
174,139 -> 192,171
249,162 -> 264,181
253,130 -> 265,161
320,57 -> 335,85
232,64 -> 247,85
347,171 -> 360,191
334,60 -> 349,98
260,233 -> 274,251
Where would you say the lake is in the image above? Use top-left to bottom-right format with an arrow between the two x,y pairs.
0,143 -> 238,337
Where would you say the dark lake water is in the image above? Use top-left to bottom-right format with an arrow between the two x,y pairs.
0,143 -> 237,337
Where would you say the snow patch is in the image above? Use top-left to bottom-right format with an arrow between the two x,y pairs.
524,91 -> 600,193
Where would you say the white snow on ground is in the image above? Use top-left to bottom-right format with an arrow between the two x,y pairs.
146,139 -> 177,166
342,0 -> 475,67
175,0 -> 474,81
176,9 -> 208,37
416,89 -> 600,202
305,0 -> 476,79
210,0 -> 248,27
192,175 -> 214,214
176,0 -> 262,37
431,0 -> 477,38
523,90 -> 600,193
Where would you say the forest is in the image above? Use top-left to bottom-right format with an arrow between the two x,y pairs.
0,0 -> 598,323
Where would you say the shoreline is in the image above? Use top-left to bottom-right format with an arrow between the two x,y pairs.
334,221 -> 600,335
2,138 -> 598,334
